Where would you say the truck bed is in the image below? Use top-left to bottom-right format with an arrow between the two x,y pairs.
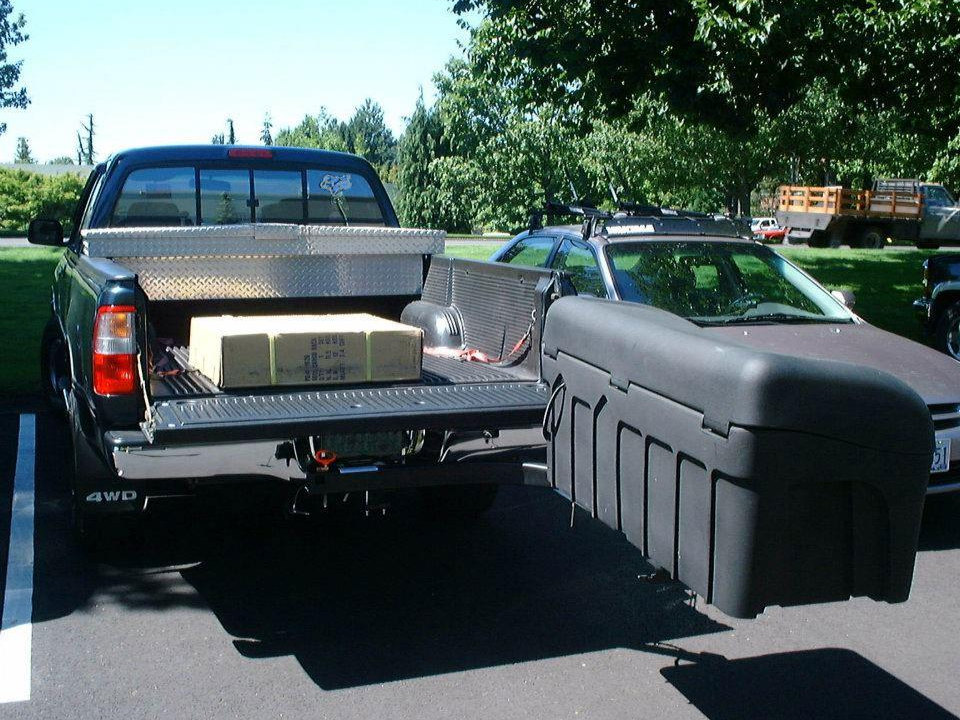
140,257 -> 560,445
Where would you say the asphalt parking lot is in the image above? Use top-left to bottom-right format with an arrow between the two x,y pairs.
1,411 -> 959,719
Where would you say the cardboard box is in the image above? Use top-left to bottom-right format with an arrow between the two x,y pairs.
188,314 -> 422,389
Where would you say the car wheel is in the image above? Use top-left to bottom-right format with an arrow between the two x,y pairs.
40,317 -> 68,414
420,483 -> 499,519
858,226 -> 886,250
934,300 -> 960,361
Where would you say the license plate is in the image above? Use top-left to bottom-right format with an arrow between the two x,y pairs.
932,438 -> 952,474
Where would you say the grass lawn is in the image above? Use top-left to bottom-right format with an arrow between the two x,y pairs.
0,243 -> 933,397
0,247 -> 63,396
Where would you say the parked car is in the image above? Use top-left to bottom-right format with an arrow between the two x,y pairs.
914,253 -> 960,360
492,208 -> 960,494
750,216 -> 788,243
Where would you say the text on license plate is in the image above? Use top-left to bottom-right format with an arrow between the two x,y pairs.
932,438 -> 952,474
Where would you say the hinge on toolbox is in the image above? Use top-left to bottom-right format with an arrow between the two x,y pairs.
701,412 -> 730,438
609,375 -> 629,393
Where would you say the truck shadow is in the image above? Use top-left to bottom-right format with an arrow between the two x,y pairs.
656,645 -> 958,720
28,410 -> 728,690
176,488 -> 729,690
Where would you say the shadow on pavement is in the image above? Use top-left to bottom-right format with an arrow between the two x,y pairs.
658,645 -> 958,720
175,488 -> 729,690
25,411 -> 729,690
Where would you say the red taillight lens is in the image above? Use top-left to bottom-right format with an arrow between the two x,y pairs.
93,305 -> 137,395
228,148 -> 273,159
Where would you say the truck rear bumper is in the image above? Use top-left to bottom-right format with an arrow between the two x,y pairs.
105,427 -> 547,487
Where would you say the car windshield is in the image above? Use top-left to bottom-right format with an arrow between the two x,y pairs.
605,241 -> 852,324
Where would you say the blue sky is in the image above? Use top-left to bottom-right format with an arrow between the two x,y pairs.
0,0 -> 470,163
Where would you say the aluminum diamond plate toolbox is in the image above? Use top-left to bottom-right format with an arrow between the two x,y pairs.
83,224 -> 446,257
145,381 -> 550,443
121,254 -> 425,300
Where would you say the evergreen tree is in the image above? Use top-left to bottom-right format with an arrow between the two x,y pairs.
227,118 -> 236,145
14,135 -> 32,163
260,113 -> 273,145
396,94 -> 446,228
211,133 -> 225,145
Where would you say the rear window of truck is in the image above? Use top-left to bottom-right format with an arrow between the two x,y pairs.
109,166 -> 386,227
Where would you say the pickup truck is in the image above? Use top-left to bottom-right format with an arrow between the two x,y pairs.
776,179 -> 960,249
915,253 -> 960,360
28,146 -> 937,619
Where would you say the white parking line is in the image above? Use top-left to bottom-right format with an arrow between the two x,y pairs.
0,414 -> 36,704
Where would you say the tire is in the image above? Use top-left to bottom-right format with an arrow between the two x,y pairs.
858,226 -> 886,250
807,231 -> 830,248
934,300 -> 960,361
420,483 -> 499,519
40,317 -> 68,414
917,241 -> 942,250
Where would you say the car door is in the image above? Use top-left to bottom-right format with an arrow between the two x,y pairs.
550,238 -> 608,297
921,186 -> 960,242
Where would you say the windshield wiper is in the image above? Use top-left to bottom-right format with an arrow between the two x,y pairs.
708,313 -> 851,325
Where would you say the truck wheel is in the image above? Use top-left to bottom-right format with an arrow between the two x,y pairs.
420,484 -> 499,519
917,241 -> 942,250
807,231 -> 829,248
858,226 -> 886,250
934,300 -> 960,361
40,317 -> 68,414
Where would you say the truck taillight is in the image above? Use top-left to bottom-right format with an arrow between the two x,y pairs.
93,305 -> 137,395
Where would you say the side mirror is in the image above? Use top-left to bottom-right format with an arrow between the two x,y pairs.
831,289 -> 856,309
27,219 -> 65,247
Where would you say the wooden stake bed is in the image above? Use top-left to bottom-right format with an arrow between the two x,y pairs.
778,185 -> 923,219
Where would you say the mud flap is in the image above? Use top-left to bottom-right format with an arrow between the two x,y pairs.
541,297 -> 932,618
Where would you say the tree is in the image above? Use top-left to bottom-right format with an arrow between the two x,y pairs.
47,156 -> 74,165
0,0 -> 28,136
74,114 -> 95,164
227,118 -> 236,145
345,99 -> 397,167
274,109 -> 349,151
453,0 -> 960,144
211,133 -> 225,145
260,113 -> 273,146
13,135 -> 32,163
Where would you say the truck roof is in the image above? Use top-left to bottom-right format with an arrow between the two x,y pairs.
107,144 -> 376,173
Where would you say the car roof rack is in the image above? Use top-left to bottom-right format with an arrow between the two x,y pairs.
527,200 -> 611,231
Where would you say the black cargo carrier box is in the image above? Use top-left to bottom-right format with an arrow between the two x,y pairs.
542,297 -> 932,618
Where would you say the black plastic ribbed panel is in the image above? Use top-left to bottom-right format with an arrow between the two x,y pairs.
147,381 -> 549,443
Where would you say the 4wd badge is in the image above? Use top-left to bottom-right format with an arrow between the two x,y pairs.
85,490 -> 137,503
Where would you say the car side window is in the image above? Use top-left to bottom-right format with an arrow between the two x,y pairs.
499,235 -> 556,266
552,240 -> 606,297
